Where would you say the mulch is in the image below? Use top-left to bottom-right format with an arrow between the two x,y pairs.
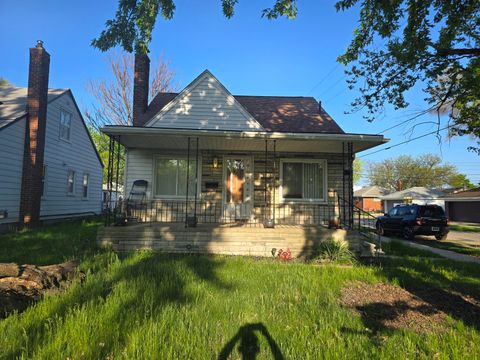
340,282 -> 447,334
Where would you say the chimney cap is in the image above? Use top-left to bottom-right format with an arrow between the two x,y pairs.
36,40 -> 44,49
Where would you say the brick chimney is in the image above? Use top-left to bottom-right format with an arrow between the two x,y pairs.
19,40 -> 50,226
132,54 -> 150,126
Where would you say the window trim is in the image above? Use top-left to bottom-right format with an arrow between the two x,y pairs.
152,154 -> 202,199
279,158 -> 328,204
82,173 -> 90,200
67,169 -> 76,196
41,164 -> 48,200
59,108 -> 73,142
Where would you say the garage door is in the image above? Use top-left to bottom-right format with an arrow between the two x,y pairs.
448,202 -> 480,223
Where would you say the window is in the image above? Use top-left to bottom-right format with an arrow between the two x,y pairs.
154,158 -> 199,197
388,207 -> 398,216
41,164 -> 47,198
59,110 -> 72,140
82,173 -> 89,198
67,170 -> 75,195
281,159 -> 326,202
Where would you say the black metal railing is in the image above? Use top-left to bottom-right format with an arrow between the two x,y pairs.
114,199 -> 337,228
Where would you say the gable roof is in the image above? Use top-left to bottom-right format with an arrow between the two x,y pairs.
0,86 -> 103,167
0,86 -> 67,129
354,185 -> 390,198
137,70 -> 344,133
381,187 -> 446,200
144,70 -> 264,131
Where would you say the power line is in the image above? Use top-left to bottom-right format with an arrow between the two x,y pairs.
307,63 -> 341,95
358,125 -> 453,158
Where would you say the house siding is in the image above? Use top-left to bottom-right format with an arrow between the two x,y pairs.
0,118 -> 26,225
147,73 -> 262,131
40,93 -> 103,218
384,199 -> 445,212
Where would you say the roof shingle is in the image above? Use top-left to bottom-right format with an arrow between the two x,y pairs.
138,92 -> 345,133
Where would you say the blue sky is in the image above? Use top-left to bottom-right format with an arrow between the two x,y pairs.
1,0 -> 478,185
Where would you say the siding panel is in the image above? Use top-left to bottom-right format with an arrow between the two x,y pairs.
0,118 -> 25,224
40,93 -> 103,218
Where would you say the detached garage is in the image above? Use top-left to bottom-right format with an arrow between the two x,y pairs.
443,188 -> 480,223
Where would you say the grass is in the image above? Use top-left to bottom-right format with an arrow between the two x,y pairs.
1,221 -> 480,359
379,239 -> 442,258
449,224 -> 480,233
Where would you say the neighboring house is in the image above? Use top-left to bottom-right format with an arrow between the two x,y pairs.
353,186 -> 389,213
98,54 -> 387,255
381,187 -> 446,212
0,42 -> 103,230
442,188 -> 480,223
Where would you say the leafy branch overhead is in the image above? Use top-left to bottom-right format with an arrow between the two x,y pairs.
91,0 -> 297,54
93,0 -> 480,151
335,0 -> 480,152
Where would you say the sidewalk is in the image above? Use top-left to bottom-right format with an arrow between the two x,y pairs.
379,236 -> 480,264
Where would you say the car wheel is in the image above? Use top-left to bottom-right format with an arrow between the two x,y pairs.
376,222 -> 386,236
403,226 -> 415,240
435,233 -> 448,241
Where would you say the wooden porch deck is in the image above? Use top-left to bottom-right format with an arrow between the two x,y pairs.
97,222 -> 362,257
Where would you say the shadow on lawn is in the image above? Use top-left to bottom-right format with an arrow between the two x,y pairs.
2,251 -> 232,359
218,323 -> 284,360
375,258 -> 480,332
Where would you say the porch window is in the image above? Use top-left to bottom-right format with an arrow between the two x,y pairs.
280,159 -> 327,202
154,158 -> 199,197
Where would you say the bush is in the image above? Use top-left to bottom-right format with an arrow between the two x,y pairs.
312,239 -> 355,263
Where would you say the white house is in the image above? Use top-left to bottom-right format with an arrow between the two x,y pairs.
381,187 -> 446,212
0,42 -> 103,230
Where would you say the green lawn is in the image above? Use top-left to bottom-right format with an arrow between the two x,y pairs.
449,224 -> 480,233
1,220 -> 479,359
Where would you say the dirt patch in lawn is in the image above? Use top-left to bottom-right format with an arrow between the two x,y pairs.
341,282 -> 446,334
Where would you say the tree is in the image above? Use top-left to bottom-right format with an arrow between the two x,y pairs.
334,0 -> 480,153
0,77 -> 11,87
93,0 -> 480,152
86,52 -> 177,128
353,158 -> 362,185
367,154 -> 458,191
448,173 -> 476,190
85,52 -> 178,182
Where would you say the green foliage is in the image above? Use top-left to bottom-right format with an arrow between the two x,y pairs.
0,77 -> 11,87
89,127 -> 124,185
367,153 -> 458,191
448,173 -> 476,189
353,158 -> 362,185
92,1 -> 298,54
1,220 -> 480,358
335,0 -> 480,152
312,239 -> 355,263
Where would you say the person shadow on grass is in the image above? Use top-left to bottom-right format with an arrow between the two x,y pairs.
218,323 -> 285,360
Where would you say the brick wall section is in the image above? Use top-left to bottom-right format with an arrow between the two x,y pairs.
133,54 -> 150,126
19,42 -> 50,226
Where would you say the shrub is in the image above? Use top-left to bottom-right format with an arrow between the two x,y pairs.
312,239 -> 354,263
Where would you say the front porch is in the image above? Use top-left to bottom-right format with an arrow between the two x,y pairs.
99,127 -> 385,255
97,222 -> 362,256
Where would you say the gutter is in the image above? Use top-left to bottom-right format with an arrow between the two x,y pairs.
101,125 -> 388,144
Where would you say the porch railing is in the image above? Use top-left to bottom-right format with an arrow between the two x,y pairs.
110,199 -> 337,227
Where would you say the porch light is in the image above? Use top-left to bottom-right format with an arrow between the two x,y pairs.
213,157 -> 219,169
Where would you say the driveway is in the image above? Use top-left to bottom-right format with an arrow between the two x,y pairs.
443,230 -> 480,248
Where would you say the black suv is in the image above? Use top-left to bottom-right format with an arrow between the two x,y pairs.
376,204 -> 449,240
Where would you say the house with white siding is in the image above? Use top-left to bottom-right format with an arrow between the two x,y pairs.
98,54 -> 388,256
0,42 -> 103,230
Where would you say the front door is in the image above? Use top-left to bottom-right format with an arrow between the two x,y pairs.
223,156 -> 253,220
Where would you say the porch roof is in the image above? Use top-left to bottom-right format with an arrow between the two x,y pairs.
101,126 -> 388,154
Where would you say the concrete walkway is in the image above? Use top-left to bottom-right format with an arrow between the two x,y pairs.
379,236 -> 480,264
